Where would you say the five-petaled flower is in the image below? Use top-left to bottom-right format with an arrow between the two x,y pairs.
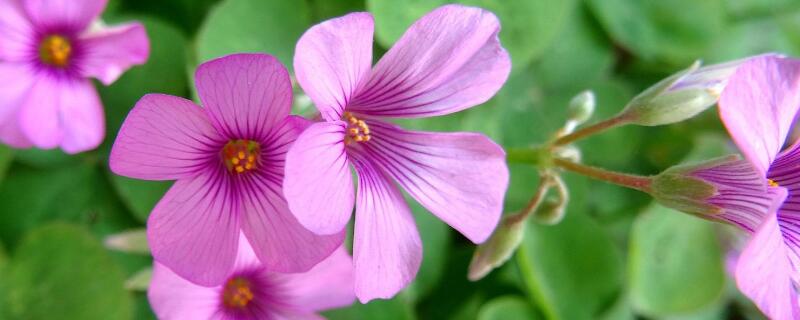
110,53 -> 344,286
286,4 -> 511,302
0,0 -> 149,152
149,234 -> 355,320
668,55 -> 800,319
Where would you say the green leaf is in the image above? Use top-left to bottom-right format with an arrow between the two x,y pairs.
477,296 -> 541,320
196,0 -> 311,71
310,0 -> 365,21
366,0 -> 575,71
109,175 -> 171,223
586,0 -> 726,65
13,149 -> 82,169
408,200 -> 451,299
323,294 -> 415,320
0,163 -> 140,248
0,145 -> 13,184
2,224 -> 132,320
532,5 -> 614,90
628,204 -> 725,316
98,15 -> 189,153
516,175 -> 624,320
706,17 -> 797,63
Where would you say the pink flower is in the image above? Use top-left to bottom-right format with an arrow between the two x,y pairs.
673,55 -> 800,319
0,0 -> 149,153
110,53 -> 344,286
149,234 -> 355,320
286,5 -> 510,302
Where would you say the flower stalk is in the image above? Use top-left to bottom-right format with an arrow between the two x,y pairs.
553,158 -> 652,193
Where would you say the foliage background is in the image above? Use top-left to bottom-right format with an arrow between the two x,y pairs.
1,0 -> 798,319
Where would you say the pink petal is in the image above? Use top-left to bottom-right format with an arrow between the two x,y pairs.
284,121 -> 354,235
23,0 -> 107,32
148,262 -> 220,320
147,167 -> 240,286
79,22 -> 149,85
0,62 -> 36,131
735,187 -> 800,320
110,94 -> 224,181
294,12 -> 374,121
361,121 -> 507,243
719,55 -> 800,175
691,158 -> 773,232
18,77 -> 104,153
58,80 -> 104,153
279,246 -> 355,312
352,159 -> 422,302
240,118 -> 345,273
195,53 -> 292,140
0,0 -> 34,62
348,4 -> 510,118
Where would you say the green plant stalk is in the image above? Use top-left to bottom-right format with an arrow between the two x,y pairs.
553,158 -> 652,193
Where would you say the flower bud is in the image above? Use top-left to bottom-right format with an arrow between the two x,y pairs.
104,229 -> 149,254
468,215 -> 526,281
125,267 -> 153,291
567,90 -> 595,126
532,175 -> 569,225
621,56 -> 766,126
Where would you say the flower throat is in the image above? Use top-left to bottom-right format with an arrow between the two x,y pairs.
222,140 -> 261,174
39,35 -> 72,68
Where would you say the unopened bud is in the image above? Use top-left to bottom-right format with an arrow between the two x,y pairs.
125,267 -> 153,291
468,215 -> 526,281
533,175 -> 569,225
567,90 -> 595,126
104,229 -> 149,254
621,55 -> 770,126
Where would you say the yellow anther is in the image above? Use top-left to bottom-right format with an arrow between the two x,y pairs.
222,277 -> 255,309
342,112 -> 372,145
39,35 -> 72,68
769,179 -> 779,187
222,140 -> 261,174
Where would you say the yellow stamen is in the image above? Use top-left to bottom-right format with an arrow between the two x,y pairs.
342,112 -> 372,145
222,140 -> 261,174
39,35 -> 72,68
222,277 -> 255,309
769,179 -> 779,187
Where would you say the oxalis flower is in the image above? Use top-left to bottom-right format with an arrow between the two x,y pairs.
110,53 -> 343,286
286,5 -> 510,301
652,55 -> 800,319
0,0 -> 149,152
149,234 -> 355,319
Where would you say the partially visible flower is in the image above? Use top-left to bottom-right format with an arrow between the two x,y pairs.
649,55 -> 800,319
286,5 -> 510,302
149,234 -> 355,320
0,0 -> 149,152
110,54 -> 343,286
620,55 -> 776,126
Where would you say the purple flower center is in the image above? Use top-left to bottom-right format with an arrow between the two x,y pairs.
221,140 -> 261,174
221,277 -> 255,309
343,112 -> 371,145
38,34 -> 72,68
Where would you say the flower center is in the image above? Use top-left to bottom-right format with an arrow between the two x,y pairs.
222,277 -> 254,309
222,140 -> 260,174
769,179 -> 779,187
343,112 -> 371,145
39,35 -> 72,68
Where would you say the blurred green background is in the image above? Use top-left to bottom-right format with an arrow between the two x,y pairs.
2,0 -> 799,319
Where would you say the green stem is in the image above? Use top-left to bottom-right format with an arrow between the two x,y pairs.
553,114 -> 631,146
508,175 -> 553,224
553,158 -> 652,193
506,147 -> 550,166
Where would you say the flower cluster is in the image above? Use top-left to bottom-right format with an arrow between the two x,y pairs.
5,1 -> 800,319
